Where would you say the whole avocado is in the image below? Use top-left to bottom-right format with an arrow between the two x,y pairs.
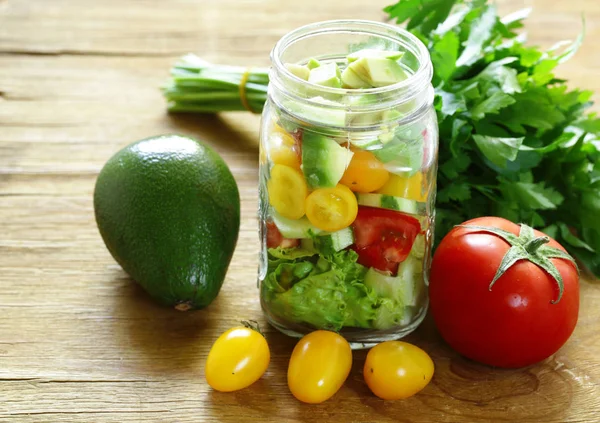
94,135 -> 240,310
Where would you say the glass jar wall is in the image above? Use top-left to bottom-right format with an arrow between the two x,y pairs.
258,20 -> 438,346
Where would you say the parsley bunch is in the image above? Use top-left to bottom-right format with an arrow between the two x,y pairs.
162,0 -> 600,276
385,0 -> 600,275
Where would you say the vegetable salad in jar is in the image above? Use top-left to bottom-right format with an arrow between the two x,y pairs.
258,20 -> 437,345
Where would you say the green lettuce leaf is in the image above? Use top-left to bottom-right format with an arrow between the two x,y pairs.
263,249 -> 407,331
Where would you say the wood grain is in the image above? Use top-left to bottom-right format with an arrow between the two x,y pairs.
1,0 -> 599,421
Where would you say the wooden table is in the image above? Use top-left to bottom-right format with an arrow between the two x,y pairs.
1,0 -> 599,421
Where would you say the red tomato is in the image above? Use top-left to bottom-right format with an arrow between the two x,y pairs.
351,206 -> 421,275
266,221 -> 299,249
429,216 -> 579,368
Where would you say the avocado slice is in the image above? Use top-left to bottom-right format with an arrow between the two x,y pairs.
285,63 -> 310,80
347,57 -> 408,88
347,49 -> 405,63
308,62 -> 342,88
306,58 -> 322,70
341,66 -> 372,89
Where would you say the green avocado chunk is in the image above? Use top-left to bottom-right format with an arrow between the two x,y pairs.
285,63 -> 310,80
347,49 -> 405,63
346,57 -> 408,88
308,62 -> 342,88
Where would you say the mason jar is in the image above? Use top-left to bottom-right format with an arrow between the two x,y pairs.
257,20 -> 437,346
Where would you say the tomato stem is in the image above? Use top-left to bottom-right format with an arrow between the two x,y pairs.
241,320 -> 263,335
456,223 -> 579,304
523,236 -> 550,254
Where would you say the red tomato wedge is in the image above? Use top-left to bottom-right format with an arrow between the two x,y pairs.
351,206 -> 421,275
266,221 -> 299,249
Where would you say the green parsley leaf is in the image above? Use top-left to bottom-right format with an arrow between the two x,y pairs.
473,134 -> 524,167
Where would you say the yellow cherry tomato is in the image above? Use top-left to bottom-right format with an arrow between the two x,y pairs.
205,326 -> 270,392
364,341 -> 434,400
305,184 -> 358,232
288,330 -> 352,404
268,164 -> 308,220
268,130 -> 301,170
376,172 -> 427,202
340,150 -> 390,193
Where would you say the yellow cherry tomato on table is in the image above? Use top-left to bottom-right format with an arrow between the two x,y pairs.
364,341 -> 434,400
305,184 -> 358,232
340,149 -> 390,193
205,325 -> 270,392
288,330 -> 352,404
268,164 -> 308,220
377,172 -> 427,202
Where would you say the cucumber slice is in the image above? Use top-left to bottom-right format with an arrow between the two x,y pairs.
347,49 -> 405,63
271,210 -> 323,238
410,234 -> 426,259
355,193 -> 423,215
356,193 -> 427,229
364,256 -> 423,306
313,227 -> 354,255
396,256 -> 423,307
302,131 -> 353,189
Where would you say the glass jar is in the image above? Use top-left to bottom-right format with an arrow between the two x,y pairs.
257,20 -> 438,347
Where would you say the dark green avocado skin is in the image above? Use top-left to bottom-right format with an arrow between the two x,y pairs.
94,135 -> 240,310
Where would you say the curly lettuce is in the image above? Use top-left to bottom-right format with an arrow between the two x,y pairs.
262,248 -> 409,331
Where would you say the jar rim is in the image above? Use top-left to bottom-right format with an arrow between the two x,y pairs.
271,19 -> 432,100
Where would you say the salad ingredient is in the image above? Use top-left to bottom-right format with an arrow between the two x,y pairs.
267,164 -> 308,220
429,217 -> 579,368
305,185 -> 358,232
266,221 -> 300,249
267,130 -> 301,170
308,62 -> 342,88
376,172 -> 427,202
347,48 -> 404,62
364,256 -> 422,306
364,341 -> 434,400
264,249 -> 409,330
285,63 -> 310,80
302,132 -> 354,189
205,324 -> 270,392
371,137 -> 423,176
356,193 -> 419,216
352,206 -> 421,274
312,227 -> 355,255
94,135 -> 240,310
287,330 -> 352,403
346,57 -> 408,87
340,149 -> 390,193
341,66 -> 372,89
286,98 -> 348,127
306,58 -> 321,70
271,211 -> 324,239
